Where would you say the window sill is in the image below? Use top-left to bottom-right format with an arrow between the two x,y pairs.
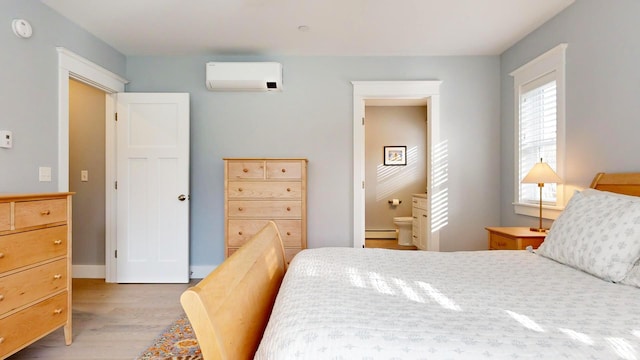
513,202 -> 565,220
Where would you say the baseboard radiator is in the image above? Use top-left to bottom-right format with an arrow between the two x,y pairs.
365,229 -> 397,239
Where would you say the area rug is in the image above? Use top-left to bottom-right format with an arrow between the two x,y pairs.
137,314 -> 202,360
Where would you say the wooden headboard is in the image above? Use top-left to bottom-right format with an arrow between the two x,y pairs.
590,172 -> 640,196
180,221 -> 287,360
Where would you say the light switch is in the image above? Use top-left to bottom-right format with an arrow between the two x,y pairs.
39,167 -> 52,182
0,130 -> 12,149
81,170 -> 89,182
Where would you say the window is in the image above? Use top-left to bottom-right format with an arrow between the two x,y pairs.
510,44 -> 567,219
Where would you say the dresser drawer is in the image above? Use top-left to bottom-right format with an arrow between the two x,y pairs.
227,161 -> 265,179
0,291 -> 68,358
266,161 -> 302,179
227,247 -> 301,264
0,258 -> 67,315
228,219 -> 302,248
228,201 -> 301,218
489,234 -> 518,250
0,226 -> 68,273
0,203 -> 9,232
14,199 -> 67,229
227,182 -> 302,200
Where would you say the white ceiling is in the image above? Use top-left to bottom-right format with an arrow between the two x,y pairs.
40,0 -> 575,57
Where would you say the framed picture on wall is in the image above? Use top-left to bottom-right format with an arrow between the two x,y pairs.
383,146 -> 407,166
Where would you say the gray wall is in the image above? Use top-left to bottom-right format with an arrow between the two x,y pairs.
3,0 -> 502,269
126,55 -> 501,263
69,79 -> 106,265
0,0 -> 126,193
500,0 -> 640,227
365,106 -> 427,231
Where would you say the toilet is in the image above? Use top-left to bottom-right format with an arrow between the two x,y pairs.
393,217 -> 414,246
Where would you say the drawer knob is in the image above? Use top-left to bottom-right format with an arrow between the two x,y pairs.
53,308 -> 63,315
286,232 -> 291,236
286,188 -> 291,192
0,294 -> 4,301
54,274 -> 63,280
41,210 -> 51,215
281,168 -> 286,173
237,188 -> 243,192
238,231 -> 243,235
0,337 -> 4,344
0,253 -> 4,259
243,168 -> 248,173
238,207 -> 243,211
286,207 -> 291,211
422,214 -> 427,218
54,239 -> 63,245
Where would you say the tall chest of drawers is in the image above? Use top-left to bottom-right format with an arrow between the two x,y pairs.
224,158 -> 307,263
0,193 -> 73,359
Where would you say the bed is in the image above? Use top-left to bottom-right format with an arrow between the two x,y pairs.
181,172 -> 640,359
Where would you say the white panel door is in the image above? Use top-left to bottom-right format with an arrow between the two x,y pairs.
116,93 -> 189,283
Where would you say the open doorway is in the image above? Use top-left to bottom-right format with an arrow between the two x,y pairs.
352,81 -> 443,251
364,101 -> 427,250
57,47 -> 127,281
68,79 -> 107,277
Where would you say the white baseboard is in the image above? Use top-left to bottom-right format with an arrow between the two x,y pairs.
72,265 -> 105,279
365,230 -> 397,239
72,264 -> 218,280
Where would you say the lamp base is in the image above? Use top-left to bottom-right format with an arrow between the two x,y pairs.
529,227 -> 547,233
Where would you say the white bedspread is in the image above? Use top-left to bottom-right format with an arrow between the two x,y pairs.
255,248 -> 640,359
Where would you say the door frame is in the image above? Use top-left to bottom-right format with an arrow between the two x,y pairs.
57,47 -> 128,282
352,81 -> 442,250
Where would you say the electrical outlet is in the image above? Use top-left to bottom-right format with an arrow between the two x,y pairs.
39,167 -> 52,182
81,170 -> 89,182
0,130 -> 12,149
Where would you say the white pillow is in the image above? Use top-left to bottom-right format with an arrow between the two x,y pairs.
536,189 -> 640,282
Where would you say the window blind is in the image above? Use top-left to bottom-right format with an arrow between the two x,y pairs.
519,74 -> 557,204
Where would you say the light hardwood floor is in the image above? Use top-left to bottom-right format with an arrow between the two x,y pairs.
6,279 -> 196,360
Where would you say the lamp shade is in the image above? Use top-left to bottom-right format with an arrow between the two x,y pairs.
522,162 -> 563,184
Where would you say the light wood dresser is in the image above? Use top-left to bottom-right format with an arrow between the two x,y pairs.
0,193 -> 73,359
224,158 -> 307,263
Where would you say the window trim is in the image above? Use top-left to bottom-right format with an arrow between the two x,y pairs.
510,43 -> 567,220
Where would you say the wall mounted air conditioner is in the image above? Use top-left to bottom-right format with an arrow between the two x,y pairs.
205,62 -> 282,92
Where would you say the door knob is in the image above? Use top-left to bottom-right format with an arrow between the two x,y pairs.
178,194 -> 187,201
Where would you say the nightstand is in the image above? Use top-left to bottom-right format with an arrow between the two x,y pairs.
485,227 -> 546,250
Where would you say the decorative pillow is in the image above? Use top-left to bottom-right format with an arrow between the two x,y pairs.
536,189 -> 640,282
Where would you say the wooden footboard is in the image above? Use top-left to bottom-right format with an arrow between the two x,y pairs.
180,221 -> 287,360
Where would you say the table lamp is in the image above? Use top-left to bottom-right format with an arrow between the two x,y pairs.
521,159 -> 563,232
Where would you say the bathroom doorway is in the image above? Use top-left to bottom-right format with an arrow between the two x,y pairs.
351,81 -> 442,250
364,102 -> 427,249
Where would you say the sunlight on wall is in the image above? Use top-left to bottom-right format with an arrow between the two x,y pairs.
605,337 -> 637,360
375,146 -> 421,201
633,330 -> 640,339
431,140 -> 449,232
504,310 -> 544,332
